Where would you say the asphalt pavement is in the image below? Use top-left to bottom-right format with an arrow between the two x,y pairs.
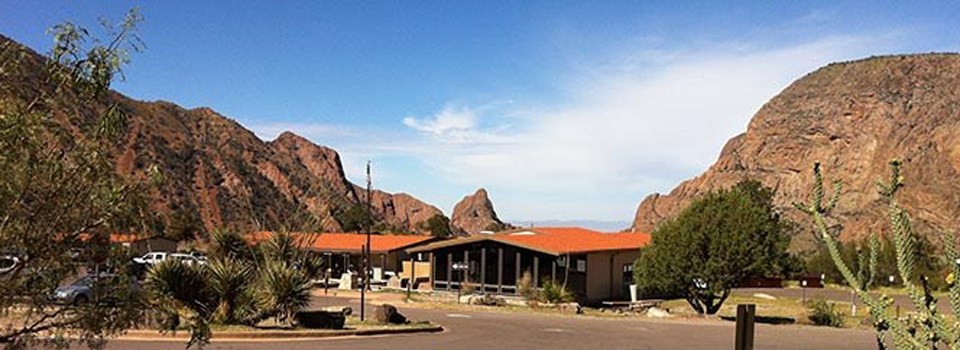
97,292 -> 878,350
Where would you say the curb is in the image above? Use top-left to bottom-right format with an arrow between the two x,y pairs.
118,325 -> 444,342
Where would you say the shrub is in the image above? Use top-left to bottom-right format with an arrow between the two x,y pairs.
517,271 -> 537,300
259,260 -> 312,325
806,297 -> 844,327
539,280 -> 574,304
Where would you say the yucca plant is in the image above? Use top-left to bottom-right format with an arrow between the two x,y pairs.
144,259 -> 216,348
258,260 -> 312,325
795,160 -> 958,349
208,228 -> 252,261
207,257 -> 256,325
539,279 -> 574,304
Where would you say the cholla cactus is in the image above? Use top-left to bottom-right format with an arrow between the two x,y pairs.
795,160 -> 958,350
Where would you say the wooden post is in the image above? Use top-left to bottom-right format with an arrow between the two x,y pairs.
533,256 -> 539,288
480,247 -> 487,291
446,252 -> 453,290
515,251 -> 521,294
735,304 -> 756,350
380,253 -> 386,271
497,248 -> 503,294
463,251 -> 469,288
551,259 -> 557,282
407,256 -> 414,298
428,252 -> 434,290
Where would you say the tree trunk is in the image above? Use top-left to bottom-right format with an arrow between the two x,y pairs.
705,289 -> 730,315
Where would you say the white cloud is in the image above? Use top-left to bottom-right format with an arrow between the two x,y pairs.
403,105 -> 476,139
247,35 -> 900,221
400,35 -> 891,220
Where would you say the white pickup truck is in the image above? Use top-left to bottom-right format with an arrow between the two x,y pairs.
132,252 -> 168,265
133,252 -> 205,266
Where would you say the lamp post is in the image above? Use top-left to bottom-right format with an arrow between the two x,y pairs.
801,279 -> 807,303
452,262 -> 469,304
324,252 -> 332,295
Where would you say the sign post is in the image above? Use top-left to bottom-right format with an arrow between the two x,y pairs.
452,262 -> 469,304
735,304 -> 755,350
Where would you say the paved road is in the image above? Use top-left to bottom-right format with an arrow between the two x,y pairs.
738,287 -> 953,314
101,294 -> 878,350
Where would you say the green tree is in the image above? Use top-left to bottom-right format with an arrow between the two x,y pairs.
336,204 -> 372,232
804,234 -> 945,290
166,205 -> 205,241
422,214 -> 453,238
0,9 -> 152,349
634,180 -> 795,314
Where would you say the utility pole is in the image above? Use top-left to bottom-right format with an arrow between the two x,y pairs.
360,161 -> 372,321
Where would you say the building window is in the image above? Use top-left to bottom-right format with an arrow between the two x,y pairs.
576,259 -> 586,272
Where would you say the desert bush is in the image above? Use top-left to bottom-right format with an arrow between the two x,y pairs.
806,297 -> 844,327
517,271 -> 537,300
539,280 -> 574,304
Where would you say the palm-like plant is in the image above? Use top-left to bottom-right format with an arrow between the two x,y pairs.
207,257 -> 256,325
258,260 -> 312,325
144,260 -> 215,348
208,228 -> 251,261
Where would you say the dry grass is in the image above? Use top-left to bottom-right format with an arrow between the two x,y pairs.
660,294 -> 870,328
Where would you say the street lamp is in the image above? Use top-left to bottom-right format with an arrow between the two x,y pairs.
452,262 -> 469,304
801,279 -> 808,303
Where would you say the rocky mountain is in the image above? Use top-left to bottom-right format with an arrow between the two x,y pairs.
632,54 -> 960,248
0,34 -> 443,236
451,188 -> 509,235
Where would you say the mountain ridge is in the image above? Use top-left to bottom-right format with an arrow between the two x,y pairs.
0,34 -> 444,236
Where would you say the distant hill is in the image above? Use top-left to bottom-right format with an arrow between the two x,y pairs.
0,34 -> 444,236
632,54 -> 960,249
508,220 -> 631,232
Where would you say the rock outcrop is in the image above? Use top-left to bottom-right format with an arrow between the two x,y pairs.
451,188 -> 508,235
632,54 -> 960,248
0,34 -> 444,235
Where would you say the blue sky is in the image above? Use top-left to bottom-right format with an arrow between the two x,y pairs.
2,1 -> 959,225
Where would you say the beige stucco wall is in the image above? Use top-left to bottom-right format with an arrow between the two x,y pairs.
584,250 -> 640,303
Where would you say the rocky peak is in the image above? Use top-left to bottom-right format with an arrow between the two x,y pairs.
452,188 -> 507,235
0,35 -> 445,236
632,53 -> 960,249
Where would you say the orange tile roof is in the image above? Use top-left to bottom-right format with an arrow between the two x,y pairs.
78,233 -> 164,244
408,227 -> 651,255
246,232 -> 434,253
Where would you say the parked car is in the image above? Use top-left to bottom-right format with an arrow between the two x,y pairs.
0,255 -> 20,274
52,274 -> 140,305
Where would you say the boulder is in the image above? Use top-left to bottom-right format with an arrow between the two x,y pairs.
373,304 -> 408,324
557,302 -> 583,314
322,306 -> 353,316
295,310 -> 346,329
646,307 -> 672,318
466,294 -> 507,306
